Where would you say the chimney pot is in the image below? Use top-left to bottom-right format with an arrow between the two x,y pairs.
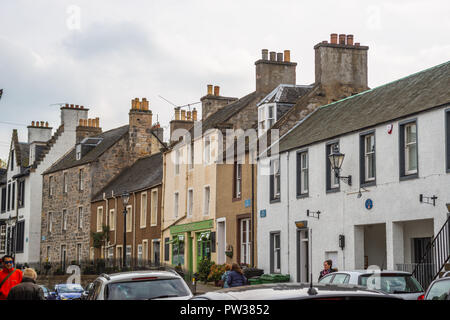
75,105 -> 79,109
80,105 -> 84,109
31,121 -> 35,126
339,34 -> 346,45
207,84 -> 213,95
262,49 -> 269,60
330,33 -> 338,44
269,51 -> 276,61
65,103 -> 69,108
276,52 -> 283,62
131,99 -> 136,109
45,122 -> 49,127
96,117 -> 100,128
214,86 -> 220,96
40,121 -> 45,127
284,50 -> 291,62
175,107 -> 181,120
88,119 -> 92,127
79,119 -> 83,126
187,111 -> 192,120
192,108 -> 198,121
70,104 -> 74,108
181,109 -> 186,120
355,42 -> 360,47
322,40 -> 328,44
346,34 -> 354,46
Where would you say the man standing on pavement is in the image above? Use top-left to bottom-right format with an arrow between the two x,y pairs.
0,255 -> 23,300
7,268 -> 44,300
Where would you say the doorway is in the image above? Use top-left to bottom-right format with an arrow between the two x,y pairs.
217,219 -> 226,264
297,229 -> 309,282
153,241 -> 160,266
196,232 -> 211,266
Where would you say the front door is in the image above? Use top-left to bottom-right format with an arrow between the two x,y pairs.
414,237 -> 432,264
297,229 -> 309,282
196,232 -> 211,266
240,219 -> 251,265
217,221 -> 226,264
153,241 -> 160,266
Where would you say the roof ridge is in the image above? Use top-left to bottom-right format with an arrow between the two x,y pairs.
318,59 -> 450,111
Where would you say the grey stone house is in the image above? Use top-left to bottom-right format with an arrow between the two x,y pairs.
40,98 -> 165,266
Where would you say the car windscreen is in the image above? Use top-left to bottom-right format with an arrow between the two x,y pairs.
358,274 -> 423,294
104,279 -> 191,300
425,280 -> 450,300
58,285 -> 84,293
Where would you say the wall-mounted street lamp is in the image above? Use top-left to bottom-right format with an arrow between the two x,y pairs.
328,145 -> 352,186
122,192 -> 130,269
306,210 -> 321,220
419,194 -> 437,206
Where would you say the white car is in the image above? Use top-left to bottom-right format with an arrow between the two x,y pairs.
86,270 -> 193,300
318,270 -> 424,300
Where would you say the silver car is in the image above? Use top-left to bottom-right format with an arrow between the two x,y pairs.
424,272 -> 450,300
86,270 -> 193,300
318,270 -> 424,300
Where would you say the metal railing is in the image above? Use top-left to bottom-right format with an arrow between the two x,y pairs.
412,216 -> 450,290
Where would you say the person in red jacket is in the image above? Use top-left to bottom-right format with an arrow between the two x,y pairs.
0,255 -> 23,300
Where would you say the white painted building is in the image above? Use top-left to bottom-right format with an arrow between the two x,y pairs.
257,61 -> 450,283
0,104 -> 95,264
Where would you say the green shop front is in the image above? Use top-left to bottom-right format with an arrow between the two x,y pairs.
169,219 -> 215,273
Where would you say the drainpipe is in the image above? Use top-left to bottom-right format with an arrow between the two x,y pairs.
133,191 -> 136,266
251,162 -> 255,267
286,152 -> 290,276
103,192 -> 109,258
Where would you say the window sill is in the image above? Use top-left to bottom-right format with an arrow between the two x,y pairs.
360,181 -> 376,188
140,225 -> 146,229
232,197 -> 242,202
270,198 -> 281,204
326,187 -> 340,194
296,193 -> 309,199
400,173 -> 418,181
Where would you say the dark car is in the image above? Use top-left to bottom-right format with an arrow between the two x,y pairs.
191,283 -> 402,300
424,272 -> 450,300
50,284 -> 85,300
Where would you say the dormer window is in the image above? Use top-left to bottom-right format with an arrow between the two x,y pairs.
258,104 -> 277,137
76,144 -> 82,161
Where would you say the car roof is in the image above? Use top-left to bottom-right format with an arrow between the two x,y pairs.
196,283 -> 396,300
99,270 -> 181,282
330,270 -> 412,276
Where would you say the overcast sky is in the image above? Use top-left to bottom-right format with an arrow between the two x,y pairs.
1,0 -> 449,161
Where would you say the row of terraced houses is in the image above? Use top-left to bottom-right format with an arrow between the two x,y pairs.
1,33 -> 449,287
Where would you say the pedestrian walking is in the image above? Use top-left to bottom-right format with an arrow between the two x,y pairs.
227,263 -> 247,288
220,264 -> 232,288
318,259 -> 337,281
0,255 -> 23,300
7,268 -> 44,300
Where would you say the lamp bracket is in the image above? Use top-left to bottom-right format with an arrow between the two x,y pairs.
307,209 -> 321,220
419,194 -> 437,206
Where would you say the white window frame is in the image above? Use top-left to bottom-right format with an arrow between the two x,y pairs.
140,192 -> 147,228
62,209 -> 68,231
78,169 -> 84,191
187,189 -> 193,217
267,104 -> 276,129
48,212 -> 53,234
235,163 -> 242,198
300,151 -> 309,194
126,205 -> 132,233
150,190 -> 158,226
78,207 -> 83,229
174,192 -> 179,218
126,245 -> 132,267
404,122 -> 418,175
203,186 -> 210,216
137,244 -> 143,266
0,225 -> 6,253
76,144 -> 82,161
272,158 -> 280,199
364,134 -> 376,181
142,239 -> 149,261
116,245 -> 123,265
97,207 -> 103,232
240,218 -> 251,265
273,233 -> 281,273
329,143 -> 340,188
109,209 -> 115,231
258,106 -> 266,134
63,171 -> 68,194
49,176 -> 54,196
76,243 -> 82,264
175,149 -> 181,175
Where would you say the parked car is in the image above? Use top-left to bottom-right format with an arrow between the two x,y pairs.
49,284 -> 85,300
86,270 -> 193,300
80,282 -> 94,300
38,285 -> 50,300
318,270 -> 424,300
424,272 -> 450,300
191,282 -> 401,300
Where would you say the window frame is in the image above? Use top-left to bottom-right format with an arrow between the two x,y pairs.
446,109 -> 450,173
296,149 -> 309,198
150,189 -> 158,226
63,171 -> 68,194
174,192 -> 179,218
62,209 -> 68,232
399,119 -> 419,180
359,130 -> 376,187
48,212 -> 53,234
78,169 -> 84,191
78,207 -> 83,230
109,208 -> 115,231
240,218 -> 251,265
97,207 -> 103,232
326,141 -> 340,193
270,157 -> 281,202
140,192 -> 147,229
270,231 -> 281,274
189,142 -> 195,170
175,149 -> 181,175
203,186 -> 210,216
126,205 -> 133,233
233,162 -> 242,200
204,136 -> 211,165
187,188 -> 193,218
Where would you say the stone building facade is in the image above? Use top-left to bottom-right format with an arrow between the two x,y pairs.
40,99 -> 165,265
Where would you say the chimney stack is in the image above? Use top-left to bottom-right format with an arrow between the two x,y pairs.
60,102 -> 89,130
201,84 -> 238,119
27,120 -> 52,144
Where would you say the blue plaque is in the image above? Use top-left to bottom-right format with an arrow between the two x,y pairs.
260,209 -> 266,218
245,199 -> 251,208
365,199 -> 373,210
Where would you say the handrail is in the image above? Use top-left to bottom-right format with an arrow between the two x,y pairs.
412,216 -> 450,289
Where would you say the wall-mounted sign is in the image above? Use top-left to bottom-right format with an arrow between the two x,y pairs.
387,124 -> 393,134
365,199 -> 373,210
42,236 -> 46,241
295,220 -> 308,229
245,199 -> 252,208
260,209 -> 266,218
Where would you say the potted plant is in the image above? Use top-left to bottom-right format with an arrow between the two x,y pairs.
208,264 -> 226,286
225,245 -> 233,258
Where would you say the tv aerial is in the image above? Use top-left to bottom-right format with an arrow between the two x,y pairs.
158,95 -> 200,114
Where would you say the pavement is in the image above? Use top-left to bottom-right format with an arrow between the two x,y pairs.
190,281 -> 222,295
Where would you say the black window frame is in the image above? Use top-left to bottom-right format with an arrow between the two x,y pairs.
18,179 -> 25,208
399,118 -> 419,181
270,157 -> 281,203
164,237 -> 170,262
11,182 -> 15,210
326,140 -> 340,193
10,150 -> 14,171
15,220 -> 25,253
296,149 -> 309,198
7,184 -> 11,211
1,187 -> 6,213
360,130 -> 376,187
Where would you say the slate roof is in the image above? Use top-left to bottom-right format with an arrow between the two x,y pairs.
257,85 -> 313,106
278,60 -> 450,153
18,143 -> 30,168
45,125 -> 129,174
92,152 -> 163,202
